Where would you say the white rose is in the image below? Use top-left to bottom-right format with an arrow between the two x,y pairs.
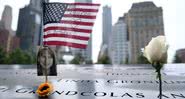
143,35 -> 168,64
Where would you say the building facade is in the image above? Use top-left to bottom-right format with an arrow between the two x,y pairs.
102,6 -> 112,58
0,5 -> 12,30
125,1 -> 164,63
16,0 -> 49,52
0,5 -> 15,36
102,5 -> 112,46
175,49 -> 185,63
0,29 -> 20,53
97,5 -> 112,62
0,29 -> 10,52
0,6 -> 19,53
111,17 -> 128,64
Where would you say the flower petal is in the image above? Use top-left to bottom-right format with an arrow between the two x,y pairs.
36,82 -> 53,97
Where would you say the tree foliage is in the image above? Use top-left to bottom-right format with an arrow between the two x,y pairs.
97,55 -> 111,64
124,57 -> 129,64
85,60 -> 93,64
0,48 -> 36,64
70,53 -> 84,64
137,54 -> 150,64
0,47 -> 6,64
58,58 -> 65,64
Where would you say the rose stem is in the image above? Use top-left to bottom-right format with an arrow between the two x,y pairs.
158,69 -> 162,99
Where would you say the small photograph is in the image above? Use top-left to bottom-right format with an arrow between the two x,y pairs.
37,46 -> 57,76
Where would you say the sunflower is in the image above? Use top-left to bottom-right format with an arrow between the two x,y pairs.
36,82 -> 53,97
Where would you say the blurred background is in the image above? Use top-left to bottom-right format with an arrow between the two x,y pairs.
0,0 -> 185,65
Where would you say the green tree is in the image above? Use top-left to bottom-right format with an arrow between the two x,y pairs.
58,58 -> 65,64
97,55 -> 111,64
70,53 -> 84,64
85,60 -> 93,64
0,47 -> 6,64
124,57 -> 129,64
137,54 -> 150,64
6,49 -> 36,64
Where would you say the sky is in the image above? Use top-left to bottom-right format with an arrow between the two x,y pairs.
0,0 -> 185,63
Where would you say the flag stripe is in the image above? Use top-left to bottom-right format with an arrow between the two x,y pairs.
66,8 -> 98,12
61,17 -> 95,23
44,37 -> 88,44
60,20 -> 94,26
44,26 -> 92,33
63,14 -> 96,19
45,30 -> 91,37
43,3 -> 100,48
70,3 -> 100,6
44,41 -> 87,48
69,5 -> 99,9
44,34 -> 89,40
44,23 -> 92,30
65,11 -> 97,16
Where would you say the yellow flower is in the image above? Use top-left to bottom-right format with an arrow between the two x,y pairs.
36,82 -> 53,97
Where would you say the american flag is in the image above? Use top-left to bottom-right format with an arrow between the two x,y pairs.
43,3 -> 100,49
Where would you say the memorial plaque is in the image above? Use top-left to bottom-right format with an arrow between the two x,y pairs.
1,64 -> 185,99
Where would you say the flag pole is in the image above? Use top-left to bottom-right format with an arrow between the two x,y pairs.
41,0 -> 46,46
42,0 -> 48,83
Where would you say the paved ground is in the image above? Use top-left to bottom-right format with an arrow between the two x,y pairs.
0,64 -> 185,99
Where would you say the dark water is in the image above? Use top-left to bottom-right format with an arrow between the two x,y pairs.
0,64 -> 185,99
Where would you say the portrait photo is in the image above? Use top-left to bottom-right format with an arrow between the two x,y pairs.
37,46 -> 57,76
